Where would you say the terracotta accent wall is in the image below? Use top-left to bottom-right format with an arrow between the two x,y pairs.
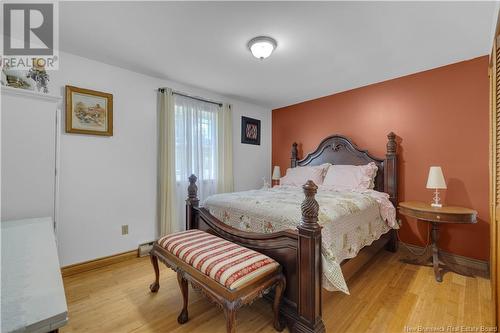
272,56 -> 490,260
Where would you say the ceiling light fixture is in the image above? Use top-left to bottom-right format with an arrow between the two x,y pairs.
248,36 -> 277,60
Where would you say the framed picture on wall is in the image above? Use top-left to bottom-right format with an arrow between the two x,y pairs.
65,85 -> 113,136
241,116 -> 261,145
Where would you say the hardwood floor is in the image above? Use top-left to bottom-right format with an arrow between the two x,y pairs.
61,250 -> 493,333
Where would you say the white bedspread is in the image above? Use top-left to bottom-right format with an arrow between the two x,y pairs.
204,185 -> 398,294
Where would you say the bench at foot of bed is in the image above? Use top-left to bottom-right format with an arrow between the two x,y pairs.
149,229 -> 286,333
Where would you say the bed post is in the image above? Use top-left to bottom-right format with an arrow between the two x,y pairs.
291,142 -> 298,168
294,180 -> 325,333
186,174 -> 199,230
385,132 -> 398,252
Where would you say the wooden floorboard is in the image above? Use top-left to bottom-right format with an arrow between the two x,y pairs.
61,250 -> 494,333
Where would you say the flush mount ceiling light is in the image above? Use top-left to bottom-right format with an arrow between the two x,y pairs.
248,36 -> 277,60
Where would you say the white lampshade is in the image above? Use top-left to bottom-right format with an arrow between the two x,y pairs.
426,166 -> 447,189
272,166 -> 281,180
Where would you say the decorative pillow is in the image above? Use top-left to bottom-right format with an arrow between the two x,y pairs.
322,162 -> 378,190
280,164 -> 330,186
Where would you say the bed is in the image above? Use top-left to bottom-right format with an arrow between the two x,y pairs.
185,132 -> 398,333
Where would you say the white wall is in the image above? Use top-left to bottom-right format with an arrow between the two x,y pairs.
50,52 -> 271,266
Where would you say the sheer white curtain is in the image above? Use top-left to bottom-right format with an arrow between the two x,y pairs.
158,90 -> 233,234
173,95 -> 220,232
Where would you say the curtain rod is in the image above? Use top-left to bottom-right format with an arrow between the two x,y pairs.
158,88 -> 223,107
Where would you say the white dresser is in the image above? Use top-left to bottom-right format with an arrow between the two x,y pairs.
1,217 -> 68,332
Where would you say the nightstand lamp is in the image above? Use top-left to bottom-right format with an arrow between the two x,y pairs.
426,166 -> 447,207
272,166 -> 281,186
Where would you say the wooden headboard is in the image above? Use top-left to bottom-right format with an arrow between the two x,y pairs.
290,132 -> 398,205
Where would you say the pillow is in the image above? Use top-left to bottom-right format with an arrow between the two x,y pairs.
280,164 -> 330,186
322,162 -> 378,190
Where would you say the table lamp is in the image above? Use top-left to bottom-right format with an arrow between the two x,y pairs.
272,166 -> 281,186
426,166 -> 447,207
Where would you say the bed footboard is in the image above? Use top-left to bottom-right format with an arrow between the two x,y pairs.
186,175 -> 325,333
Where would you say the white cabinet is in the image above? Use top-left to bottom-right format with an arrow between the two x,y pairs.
1,86 -> 61,225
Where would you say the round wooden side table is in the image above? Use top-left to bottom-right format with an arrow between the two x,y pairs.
398,201 -> 477,282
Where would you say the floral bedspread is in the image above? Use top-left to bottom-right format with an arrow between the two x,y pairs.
203,185 -> 398,294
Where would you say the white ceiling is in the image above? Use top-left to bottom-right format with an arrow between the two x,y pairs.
60,1 -> 497,109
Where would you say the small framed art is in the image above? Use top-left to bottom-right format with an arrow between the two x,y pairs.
241,116 -> 261,145
65,85 -> 113,136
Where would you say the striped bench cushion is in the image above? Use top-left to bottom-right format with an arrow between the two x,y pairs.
158,229 -> 279,290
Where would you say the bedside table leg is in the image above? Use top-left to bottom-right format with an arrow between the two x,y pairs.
431,222 -> 442,282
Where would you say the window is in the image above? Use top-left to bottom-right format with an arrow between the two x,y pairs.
174,95 -> 219,183
158,88 -> 232,234
172,94 -> 220,231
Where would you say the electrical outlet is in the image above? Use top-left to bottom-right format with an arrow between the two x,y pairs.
121,225 -> 129,235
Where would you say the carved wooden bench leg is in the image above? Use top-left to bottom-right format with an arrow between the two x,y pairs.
177,272 -> 189,324
224,305 -> 237,333
273,275 -> 286,332
149,254 -> 160,292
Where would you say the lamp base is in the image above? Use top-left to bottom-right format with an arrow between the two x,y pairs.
431,189 -> 443,208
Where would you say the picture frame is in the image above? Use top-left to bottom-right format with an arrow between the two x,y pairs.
65,85 -> 113,136
241,116 -> 261,145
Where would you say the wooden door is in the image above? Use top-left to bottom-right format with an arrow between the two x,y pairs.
490,32 -> 500,327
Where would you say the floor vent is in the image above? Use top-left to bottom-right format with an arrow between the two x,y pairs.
138,241 -> 154,257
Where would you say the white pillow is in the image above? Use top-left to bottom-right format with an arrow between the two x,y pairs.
322,162 -> 378,190
280,164 -> 330,186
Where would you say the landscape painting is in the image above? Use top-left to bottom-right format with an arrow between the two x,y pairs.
66,86 -> 113,136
